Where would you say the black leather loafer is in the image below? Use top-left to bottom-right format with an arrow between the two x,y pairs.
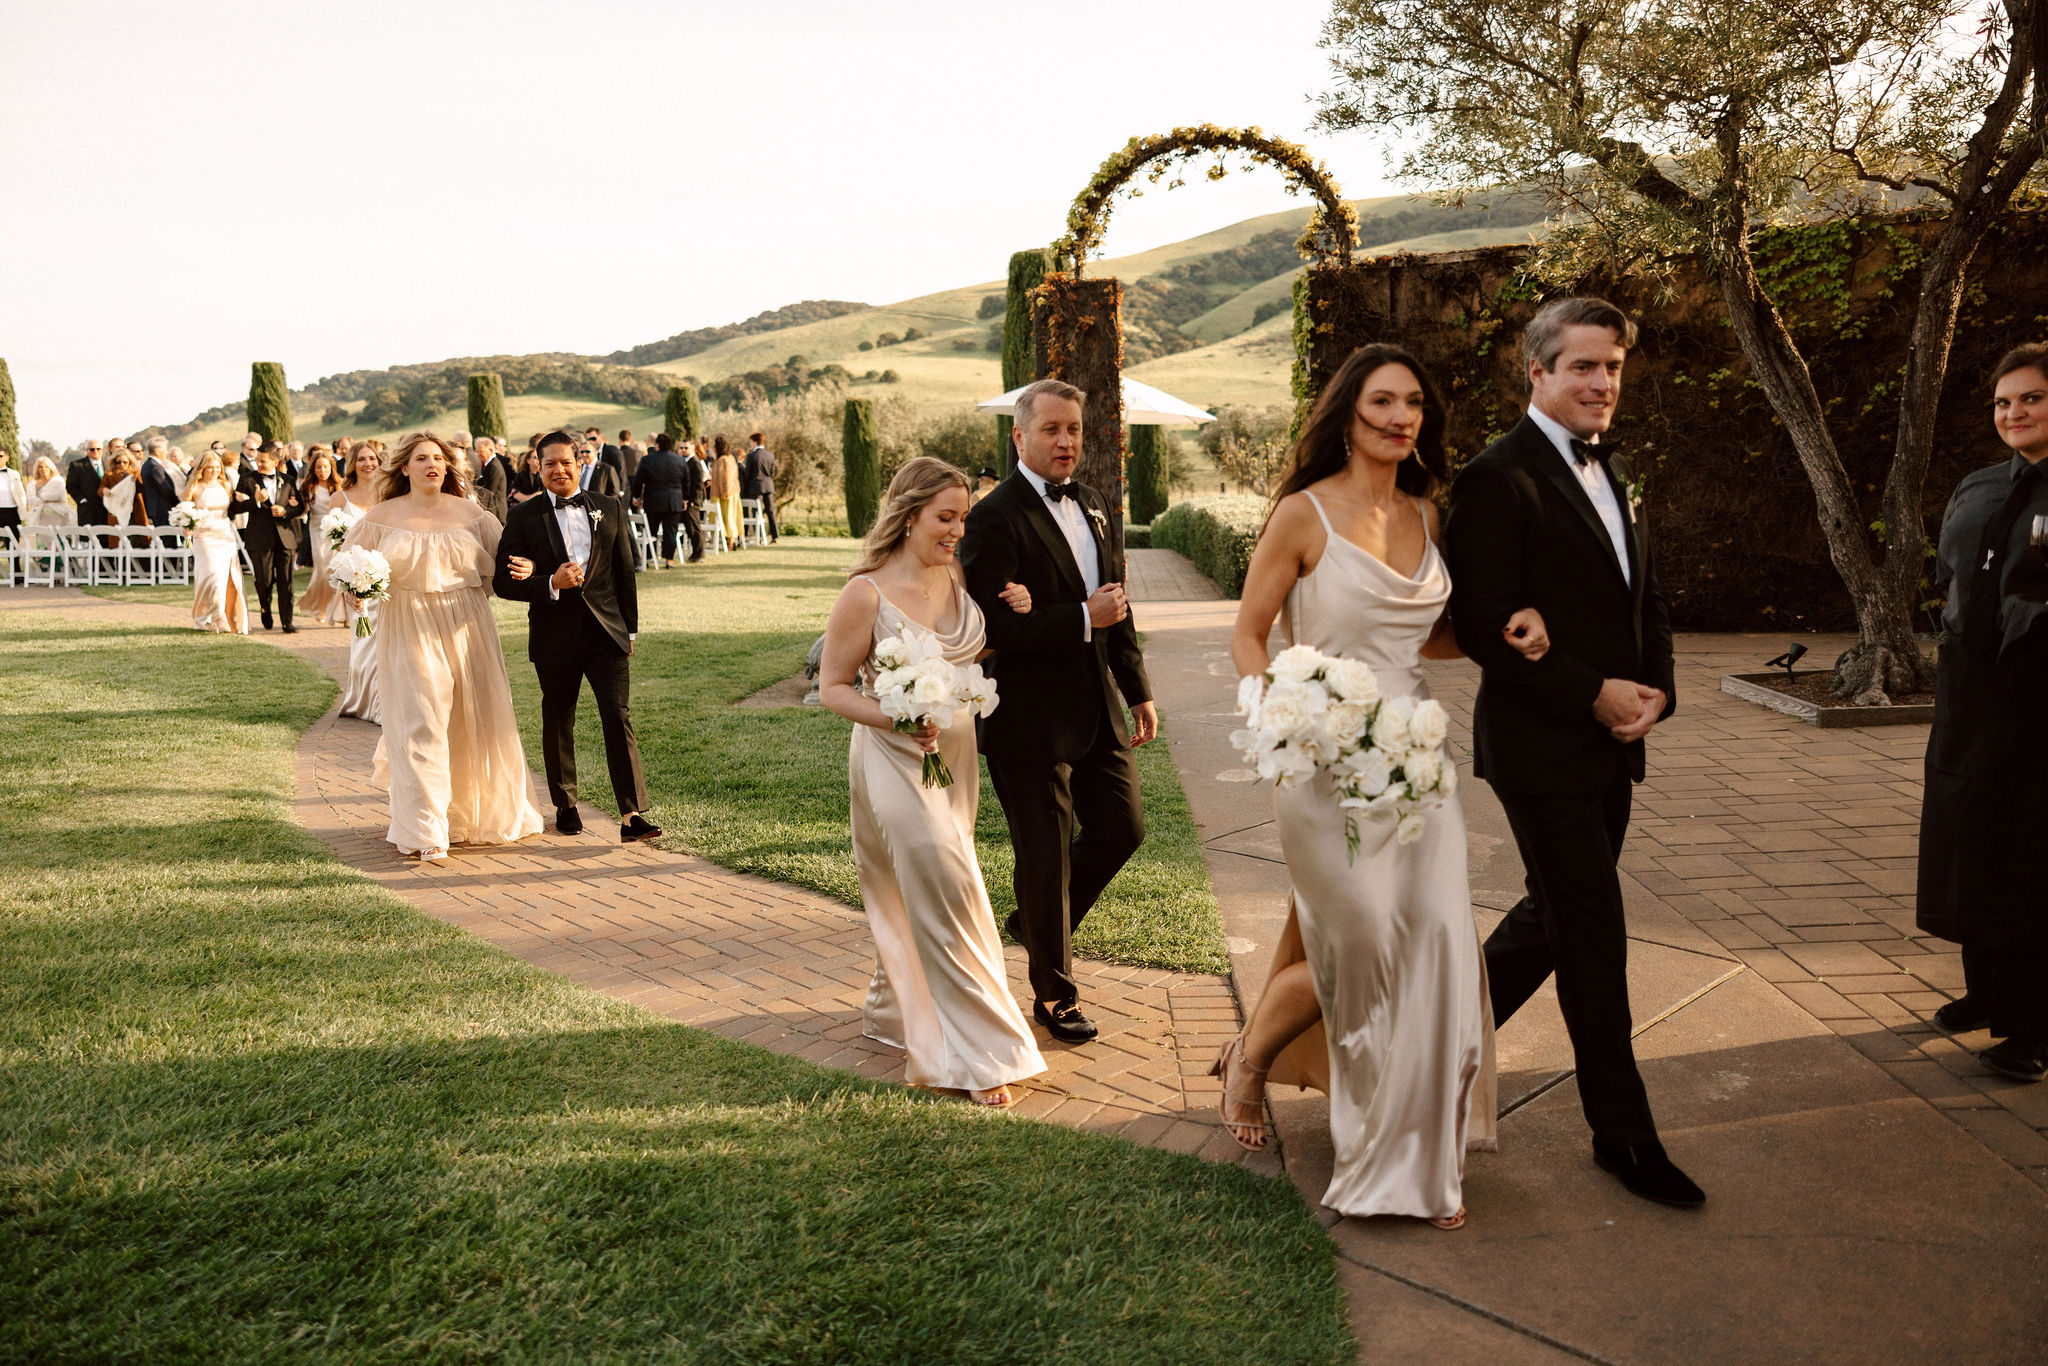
1593,1140 -> 1706,1208
1981,1037 -> 2048,1082
1934,995 -> 1994,1034
621,814 -> 664,843
555,806 -> 583,836
1033,998 -> 1099,1044
1002,911 -> 1024,943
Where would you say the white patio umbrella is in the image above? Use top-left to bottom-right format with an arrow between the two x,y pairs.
976,376 -> 1215,427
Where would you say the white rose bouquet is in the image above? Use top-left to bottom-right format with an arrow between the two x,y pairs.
871,628 -> 1000,788
1231,644 -> 1455,861
321,503 -> 364,551
327,547 -> 392,638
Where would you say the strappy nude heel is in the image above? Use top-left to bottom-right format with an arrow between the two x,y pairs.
1210,1036 -> 1272,1150
1430,1207 -> 1467,1231
969,1085 -> 1015,1109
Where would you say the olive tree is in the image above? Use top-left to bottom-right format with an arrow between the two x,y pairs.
1318,0 -> 2047,702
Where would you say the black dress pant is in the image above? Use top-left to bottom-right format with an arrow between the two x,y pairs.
1484,774 -> 1659,1147
655,508 -> 701,562
761,497 -> 778,541
985,725 -> 1145,1005
0,508 -> 18,582
536,646 -> 648,817
1962,941 -> 2048,1041
248,543 -> 295,626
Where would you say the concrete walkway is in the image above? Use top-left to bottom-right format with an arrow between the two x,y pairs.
1126,549 -> 2048,1365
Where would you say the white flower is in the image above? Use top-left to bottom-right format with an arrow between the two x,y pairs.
589,507 -> 605,526
1325,700 -> 1372,746
1257,690 -> 1311,741
1374,695 -> 1416,751
1341,746 -> 1391,797
1411,699 -> 1449,749
1259,743 -> 1316,789
1404,748 -> 1443,795
1323,657 -> 1379,705
1396,811 -> 1427,845
1236,673 -> 1265,719
1268,644 -> 1325,685
874,637 -> 910,670
1438,761 -> 1458,797
913,673 -> 948,705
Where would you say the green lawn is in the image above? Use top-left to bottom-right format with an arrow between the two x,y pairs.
498,539 -> 1229,976
0,612 -> 1350,1363
88,540 -> 1227,974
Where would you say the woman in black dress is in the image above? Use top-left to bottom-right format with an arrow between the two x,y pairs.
1918,341 -> 2048,1082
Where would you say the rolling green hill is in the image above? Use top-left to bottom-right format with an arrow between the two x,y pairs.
137,194 -> 1546,451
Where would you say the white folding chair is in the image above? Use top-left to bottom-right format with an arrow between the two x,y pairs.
695,501 -> 728,554
153,528 -> 191,585
740,498 -> 769,547
629,510 -> 658,568
0,527 -> 18,588
19,526 -> 61,587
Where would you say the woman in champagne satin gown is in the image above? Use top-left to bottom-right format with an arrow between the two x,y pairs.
1220,345 -> 1549,1228
337,445 -> 383,722
183,453 -> 248,634
344,432 -> 541,861
818,458 -> 1044,1108
295,448 -> 349,625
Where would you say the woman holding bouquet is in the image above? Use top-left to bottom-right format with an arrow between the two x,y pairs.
1218,345 -> 1550,1228
183,451 -> 248,634
295,447 -> 348,625
342,431 -> 541,862
818,457 -> 1044,1108
337,445 -> 383,722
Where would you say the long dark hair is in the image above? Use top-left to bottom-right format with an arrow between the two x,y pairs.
1274,344 -> 1450,506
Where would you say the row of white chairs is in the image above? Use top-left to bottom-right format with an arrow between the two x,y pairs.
0,525 -> 195,588
625,498 -> 772,567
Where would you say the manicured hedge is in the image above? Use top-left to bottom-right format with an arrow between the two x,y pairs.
1125,523 -> 1151,550
1149,495 -> 1267,598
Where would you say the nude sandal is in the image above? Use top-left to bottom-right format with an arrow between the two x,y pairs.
1430,1207 -> 1467,1231
969,1085 -> 1015,1109
1210,1036 -> 1272,1150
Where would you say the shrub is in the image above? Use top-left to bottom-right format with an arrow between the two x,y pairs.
321,404 -> 348,425
247,361 -> 293,442
986,326 -> 1003,352
877,332 -> 901,347
1125,523 -> 1152,550
902,327 -> 925,343
664,384 -> 701,441
979,294 -> 1006,319
858,340 -> 874,352
0,358 -> 18,465
917,410 -> 998,473
1127,424 -> 1171,525
880,370 -> 901,384
1150,495 -> 1267,597
466,373 -> 507,441
842,398 -> 881,536
951,337 -> 979,352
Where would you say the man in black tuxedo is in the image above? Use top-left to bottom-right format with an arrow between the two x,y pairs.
584,427 -> 627,490
632,433 -> 703,566
137,438 -> 180,529
66,441 -> 108,528
615,429 -> 642,487
574,440 -> 624,499
230,441 -> 306,632
961,378 -> 1156,1044
494,430 -> 661,844
741,432 -> 779,542
1443,297 -> 1701,1209
474,436 -> 514,524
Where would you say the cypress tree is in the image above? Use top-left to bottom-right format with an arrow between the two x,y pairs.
998,248 -> 1050,475
842,398 -> 881,537
247,361 -> 294,443
664,385 -> 701,442
466,373 -> 507,441
1127,424 -> 1170,525
0,358 -> 18,466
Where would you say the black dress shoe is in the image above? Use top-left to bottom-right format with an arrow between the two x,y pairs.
621,814 -> 663,843
1981,1036 -> 2048,1082
1002,911 -> 1024,943
281,624 -> 297,634
1592,1139 -> 1706,1208
260,616 -> 274,631
1033,999 -> 1099,1044
555,806 -> 583,835
1934,995 -> 1994,1034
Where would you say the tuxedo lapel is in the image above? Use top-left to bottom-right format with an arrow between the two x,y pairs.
538,497 -> 570,566
1607,453 -> 1648,623
1009,477 -> 1089,597
1515,422 -> 1628,586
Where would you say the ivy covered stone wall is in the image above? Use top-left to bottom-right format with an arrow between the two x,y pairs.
1315,209 -> 2038,632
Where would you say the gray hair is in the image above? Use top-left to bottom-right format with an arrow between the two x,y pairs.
1013,377 -> 1086,430
1522,297 -> 1639,375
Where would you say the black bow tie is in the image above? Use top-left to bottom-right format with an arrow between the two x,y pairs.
1569,438 -> 1612,469
1044,481 -> 1079,502
554,494 -> 586,511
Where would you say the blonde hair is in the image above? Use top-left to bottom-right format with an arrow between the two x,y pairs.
847,457 -> 971,577
379,430 -> 470,500
188,452 -> 226,494
31,456 -> 58,482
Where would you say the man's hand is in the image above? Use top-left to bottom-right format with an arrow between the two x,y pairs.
1129,700 -> 1159,747
270,503 -> 285,518
505,555 -> 534,581
1086,582 -> 1128,628
551,561 -> 584,591
1609,688 -> 1666,743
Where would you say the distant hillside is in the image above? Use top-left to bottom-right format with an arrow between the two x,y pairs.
138,194 -> 1549,446
602,300 -> 870,368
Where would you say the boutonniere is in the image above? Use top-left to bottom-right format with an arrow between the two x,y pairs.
1622,474 -> 1646,520
1085,505 -> 1108,535
588,507 -> 605,527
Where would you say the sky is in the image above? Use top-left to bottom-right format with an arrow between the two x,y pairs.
0,0 -> 1406,443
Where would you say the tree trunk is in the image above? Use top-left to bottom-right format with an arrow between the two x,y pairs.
1713,233 -> 1927,704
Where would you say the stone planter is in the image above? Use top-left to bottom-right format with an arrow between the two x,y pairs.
1718,670 -> 1935,728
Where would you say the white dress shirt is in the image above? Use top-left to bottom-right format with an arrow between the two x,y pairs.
1528,404 -> 1631,586
548,493 -> 592,601
1016,462 -> 1102,641
0,468 -> 23,510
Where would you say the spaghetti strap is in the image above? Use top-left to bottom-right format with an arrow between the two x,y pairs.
1303,489 -> 1336,534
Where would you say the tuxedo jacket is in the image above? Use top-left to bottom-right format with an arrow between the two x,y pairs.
633,450 -> 702,512
576,463 -> 624,500
960,471 -> 1151,764
741,447 -> 777,500
491,490 -> 638,664
599,444 -> 628,486
137,457 -> 180,525
1443,415 -> 1675,794
229,470 -> 306,553
66,457 -> 107,523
